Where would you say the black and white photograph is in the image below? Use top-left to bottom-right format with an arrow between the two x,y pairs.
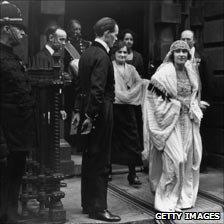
0,0 -> 223,223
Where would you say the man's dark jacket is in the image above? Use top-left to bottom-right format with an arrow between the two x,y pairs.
35,46 -> 54,68
194,49 -> 213,102
76,41 -> 115,211
0,43 -> 35,152
194,47 -> 214,170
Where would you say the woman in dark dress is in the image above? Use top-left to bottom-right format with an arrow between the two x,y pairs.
119,29 -> 144,78
110,41 -> 148,185
119,29 -> 144,166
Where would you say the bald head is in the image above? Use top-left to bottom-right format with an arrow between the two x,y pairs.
55,28 -> 67,45
48,28 -> 67,50
181,30 -> 195,49
67,19 -> 81,38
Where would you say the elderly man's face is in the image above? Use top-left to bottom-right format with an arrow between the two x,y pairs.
51,29 -> 67,50
70,22 -> 81,38
181,31 -> 195,49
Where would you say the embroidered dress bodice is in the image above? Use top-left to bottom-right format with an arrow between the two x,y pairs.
177,75 -> 192,142
177,75 -> 192,111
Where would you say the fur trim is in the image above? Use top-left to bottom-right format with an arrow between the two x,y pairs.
148,80 -> 171,101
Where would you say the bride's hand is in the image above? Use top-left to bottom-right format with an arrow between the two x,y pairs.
200,101 -> 210,110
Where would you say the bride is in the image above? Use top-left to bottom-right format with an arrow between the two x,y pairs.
142,40 -> 203,212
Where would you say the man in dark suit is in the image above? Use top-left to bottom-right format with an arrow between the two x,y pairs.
35,25 -> 67,119
181,30 -> 212,103
181,29 -> 213,172
35,25 -> 67,68
72,17 -> 120,222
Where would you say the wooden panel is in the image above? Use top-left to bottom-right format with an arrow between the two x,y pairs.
203,102 -> 224,128
155,41 -> 172,61
204,0 -> 224,17
204,20 -> 224,43
28,0 -> 41,57
190,7 -> 203,27
160,42 -> 171,59
212,76 -> 224,98
203,128 -> 224,155
159,27 -> 174,42
41,0 -> 65,15
155,3 -> 181,24
204,47 -> 224,71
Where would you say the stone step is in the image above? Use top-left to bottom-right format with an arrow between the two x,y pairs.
60,139 -> 75,177
71,155 -> 82,176
60,147 -> 72,161
60,160 -> 75,178
60,139 -> 72,160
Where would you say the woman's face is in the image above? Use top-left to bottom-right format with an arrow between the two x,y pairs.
173,49 -> 188,65
115,46 -> 128,64
123,33 -> 133,49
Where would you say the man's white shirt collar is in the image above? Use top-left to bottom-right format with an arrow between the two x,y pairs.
190,46 -> 195,59
45,44 -> 54,56
95,38 -> 110,53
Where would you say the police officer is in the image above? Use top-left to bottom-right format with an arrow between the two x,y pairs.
66,19 -> 91,56
0,1 -> 35,223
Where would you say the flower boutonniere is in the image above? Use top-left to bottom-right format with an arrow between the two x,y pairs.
195,57 -> 201,66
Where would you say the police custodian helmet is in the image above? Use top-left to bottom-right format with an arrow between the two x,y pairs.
0,1 -> 26,29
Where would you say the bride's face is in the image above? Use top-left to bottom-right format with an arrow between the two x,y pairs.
173,49 -> 188,65
115,46 -> 128,64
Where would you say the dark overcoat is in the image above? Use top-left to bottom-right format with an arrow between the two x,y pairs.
194,48 -> 213,170
35,46 -> 54,68
0,43 -> 35,152
76,41 -> 115,211
194,49 -> 213,102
